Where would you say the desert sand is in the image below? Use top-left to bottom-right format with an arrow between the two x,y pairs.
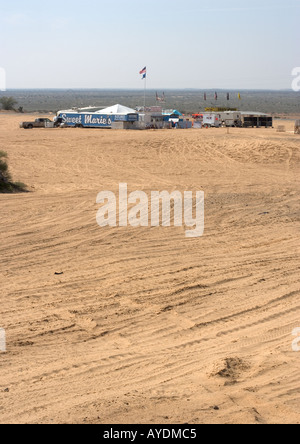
0,114 -> 299,424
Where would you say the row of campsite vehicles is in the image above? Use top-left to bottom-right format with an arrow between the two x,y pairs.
192,112 -> 273,128
19,110 -> 275,130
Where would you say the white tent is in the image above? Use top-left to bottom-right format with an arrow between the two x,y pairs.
95,104 -> 137,115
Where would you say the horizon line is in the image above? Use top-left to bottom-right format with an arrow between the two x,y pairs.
1,88 -> 296,92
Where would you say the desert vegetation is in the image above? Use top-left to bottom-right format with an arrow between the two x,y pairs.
0,96 -> 18,111
0,150 -> 26,192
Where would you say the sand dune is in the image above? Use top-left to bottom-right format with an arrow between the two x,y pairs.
0,114 -> 299,424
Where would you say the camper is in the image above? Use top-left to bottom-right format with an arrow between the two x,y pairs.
202,113 -> 221,128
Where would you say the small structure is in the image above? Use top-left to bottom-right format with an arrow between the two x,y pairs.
138,107 -> 168,129
192,113 -> 203,120
162,109 -> 192,129
178,120 -> 192,129
162,109 -> 183,121
295,120 -> 300,134
277,125 -> 286,133
241,112 -> 273,128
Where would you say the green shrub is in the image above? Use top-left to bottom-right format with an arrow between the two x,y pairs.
0,151 -> 27,193
0,97 -> 18,111
0,151 -> 11,181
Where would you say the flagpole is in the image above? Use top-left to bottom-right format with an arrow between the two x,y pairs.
144,73 -> 147,111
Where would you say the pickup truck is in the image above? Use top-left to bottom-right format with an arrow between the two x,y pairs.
20,118 -> 53,129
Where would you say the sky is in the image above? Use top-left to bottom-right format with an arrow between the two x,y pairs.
0,0 -> 299,89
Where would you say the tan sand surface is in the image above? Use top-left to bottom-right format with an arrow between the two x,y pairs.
0,114 -> 299,424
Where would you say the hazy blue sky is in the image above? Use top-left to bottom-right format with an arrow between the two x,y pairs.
0,0 -> 299,89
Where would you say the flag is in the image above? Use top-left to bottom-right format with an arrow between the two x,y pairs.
156,92 -> 166,102
142,73 -> 146,80
139,67 -> 146,75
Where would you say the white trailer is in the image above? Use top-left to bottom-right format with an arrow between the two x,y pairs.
203,113 -> 221,128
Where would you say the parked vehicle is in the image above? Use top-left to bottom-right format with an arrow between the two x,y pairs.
295,120 -> 300,134
202,113 -> 221,128
218,111 -> 242,127
20,118 -> 53,129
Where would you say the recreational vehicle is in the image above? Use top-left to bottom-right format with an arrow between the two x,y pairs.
218,111 -> 242,127
203,113 -> 221,128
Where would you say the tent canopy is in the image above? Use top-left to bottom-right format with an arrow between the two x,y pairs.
95,104 -> 137,115
163,109 -> 183,117
57,104 -> 137,115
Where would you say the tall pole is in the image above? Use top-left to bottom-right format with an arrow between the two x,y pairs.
144,75 -> 146,111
